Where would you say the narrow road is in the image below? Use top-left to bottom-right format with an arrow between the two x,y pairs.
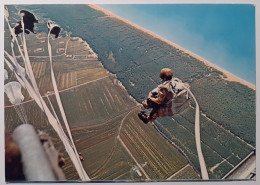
166,164 -> 190,180
117,136 -> 151,180
117,106 -> 140,136
116,105 -> 151,180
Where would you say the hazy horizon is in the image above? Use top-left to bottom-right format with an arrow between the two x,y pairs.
99,4 -> 256,85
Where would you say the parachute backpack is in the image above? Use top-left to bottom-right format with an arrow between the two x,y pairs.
170,77 -> 191,114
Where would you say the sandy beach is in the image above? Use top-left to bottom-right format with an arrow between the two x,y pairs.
88,5 -> 255,90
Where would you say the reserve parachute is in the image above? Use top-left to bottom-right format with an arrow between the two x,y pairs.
170,77 -> 191,114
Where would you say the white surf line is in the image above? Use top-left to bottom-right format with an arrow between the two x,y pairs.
47,31 -> 90,181
91,4 -> 255,90
183,86 -> 209,180
117,136 -> 151,180
4,75 -> 111,108
166,164 -> 190,180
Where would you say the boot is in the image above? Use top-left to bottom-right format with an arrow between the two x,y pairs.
138,112 -> 149,124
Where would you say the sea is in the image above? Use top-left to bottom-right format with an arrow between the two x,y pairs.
99,4 -> 256,85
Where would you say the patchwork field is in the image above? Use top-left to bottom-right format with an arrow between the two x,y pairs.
4,4 -> 255,181
155,108 -> 254,179
4,23 -> 198,181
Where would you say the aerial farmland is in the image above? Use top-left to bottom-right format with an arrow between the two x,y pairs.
4,4 -> 255,181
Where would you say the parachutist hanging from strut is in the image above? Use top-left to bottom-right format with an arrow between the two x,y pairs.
138,68 -> 190,123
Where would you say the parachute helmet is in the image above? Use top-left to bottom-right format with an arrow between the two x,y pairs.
159,68 -> 173,81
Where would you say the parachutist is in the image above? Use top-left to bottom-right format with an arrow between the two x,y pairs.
138,68 -> 190,123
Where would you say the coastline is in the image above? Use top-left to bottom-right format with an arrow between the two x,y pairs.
88,4 -> 255,90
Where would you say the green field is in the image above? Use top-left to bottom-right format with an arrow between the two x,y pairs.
4,10 -> 198,180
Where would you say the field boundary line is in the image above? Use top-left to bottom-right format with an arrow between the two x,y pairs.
166,164 -> 190,180
4,75 -> 111,108
173,117 -> 236,171
153,121 -> 200,175
188,105 -> 255,150
71,105 -> 139,132
222,150 -> 255,179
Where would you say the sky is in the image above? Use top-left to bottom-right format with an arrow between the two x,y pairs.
100,4 -> 256,84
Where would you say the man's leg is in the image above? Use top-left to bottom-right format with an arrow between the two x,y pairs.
147,102 -> 160,122
138,99 -> 153,124
138,99 -> 160,123
138,112 -> 149,124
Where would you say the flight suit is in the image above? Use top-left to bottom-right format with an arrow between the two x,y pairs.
142,80 -> 174,121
